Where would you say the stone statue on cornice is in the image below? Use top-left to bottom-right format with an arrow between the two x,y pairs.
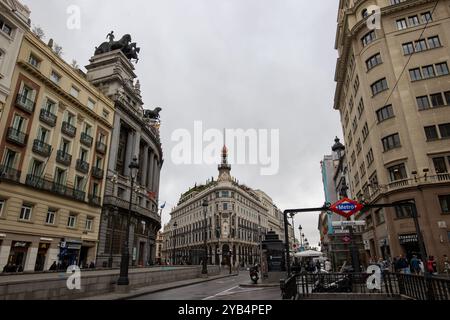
94,33 -> 140,63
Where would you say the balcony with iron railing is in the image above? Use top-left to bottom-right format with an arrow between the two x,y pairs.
32,139 -> 52,157
39,109 -> 57,127
0,165 -> 21,183
363,174 -> 450,203
80,132 -> 93,147
61,121 -> 76,137
76,159 -> 89,174
103,195 -> 161,224
89,194 -> 101,206
15,93 -> 35,114
72,189 -> 86,202
388,178 -> 411,189
96,141 -> 107,154
25,174 -> 86,203
91,167 -> 104,179
6,127 -> 27,146
56,150 -> 72,166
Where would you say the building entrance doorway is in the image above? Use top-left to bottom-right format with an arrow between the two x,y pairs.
138,242 -> 145,266
35,243 -> 50,271
8,241 -> 30,271
399,234 -> 421,260
79,246 -> 89,268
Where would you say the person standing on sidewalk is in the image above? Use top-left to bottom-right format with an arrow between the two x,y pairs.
410,255 -> 421,275
427,256 -> 438,275
442,255 -> 449,277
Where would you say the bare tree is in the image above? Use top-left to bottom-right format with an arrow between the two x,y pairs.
71,60 -> 79,69
53,43 -> 63,57
32,25 -> 45,40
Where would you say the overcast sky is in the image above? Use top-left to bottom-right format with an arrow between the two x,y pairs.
23,0 -> 342,247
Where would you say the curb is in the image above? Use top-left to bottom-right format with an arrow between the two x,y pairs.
239,283 -> 280,288
115,273 -> 239,300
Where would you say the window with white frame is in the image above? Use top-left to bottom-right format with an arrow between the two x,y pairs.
85,217 -> 94,231
67,214 -> 77,228
50,71 -> 61,84
0,18 -> 13,36
20,204 -> 33,221
0,199 -> 5,217
70,86 -> 80,98
45,209 -> 56,225
87,99 -> 95,110
28,54 -> 41,68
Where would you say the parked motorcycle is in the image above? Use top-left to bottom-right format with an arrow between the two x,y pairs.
249,265 -> 259,284
312,274 -> 352,293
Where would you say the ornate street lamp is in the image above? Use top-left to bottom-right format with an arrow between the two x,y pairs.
202,199 -> 208,275
117,156 -> 139,286
172,221 -> 178,265
298,225 -> 303,250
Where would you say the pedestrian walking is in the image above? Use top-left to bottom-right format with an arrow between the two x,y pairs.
325,259 -> 332,272
49,261 -> 57,271
443,255 -> 449,277
427,256 -> 437,275
410,255 -> 421,275
397,255 -> 409,274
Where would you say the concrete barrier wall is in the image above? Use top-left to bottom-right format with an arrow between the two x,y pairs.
0,265 -> 221,300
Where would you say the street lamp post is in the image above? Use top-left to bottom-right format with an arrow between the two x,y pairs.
289,213 -> 295,248
109,174 -> 118,268
298,225 -> 303,251
117,156 -> 139,286
172,221 -> 178,265
332,137 -> 361,273
202,199 -> 208,275
229,250 -> 232,274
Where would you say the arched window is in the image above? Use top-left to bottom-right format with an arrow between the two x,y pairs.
362,9 -> 369,19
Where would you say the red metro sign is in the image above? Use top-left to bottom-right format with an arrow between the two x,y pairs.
329,198 -> 364,219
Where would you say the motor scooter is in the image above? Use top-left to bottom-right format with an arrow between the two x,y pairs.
249,265 -> 259,284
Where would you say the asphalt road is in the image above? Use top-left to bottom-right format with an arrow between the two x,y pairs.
131,273 -> 281,300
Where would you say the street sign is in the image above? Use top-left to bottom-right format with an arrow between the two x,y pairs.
329,198 -> 364,218
332,220 -> 366,227
333,229 -> 349,234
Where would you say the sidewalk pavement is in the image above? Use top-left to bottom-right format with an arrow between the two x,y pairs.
0,266 -> 193,285
80,272 -> 239,300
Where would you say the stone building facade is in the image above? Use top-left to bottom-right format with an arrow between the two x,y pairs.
161,146 -> 287,268
85,35 -> 163,268
334,0 -> 450,268
0,0 -> 30,120
0,30 -> 114,271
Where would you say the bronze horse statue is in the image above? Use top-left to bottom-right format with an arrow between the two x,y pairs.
144,107 -> 162,120
94,34 -> 133,56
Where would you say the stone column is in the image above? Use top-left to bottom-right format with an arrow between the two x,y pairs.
0,241 -> 11,270
152,156 -> 158,193
133,131 -> 141,161
45,246 -> 59,270
25,246 -> 38,271
123,130 -> 134,177
147,150 -> 154,191
108,115 -> 121,172
141,145 -> 149,186
155,160 -> 161,199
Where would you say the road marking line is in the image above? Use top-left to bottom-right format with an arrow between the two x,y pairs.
202,286 -> 265,300
203,286 -> 239,300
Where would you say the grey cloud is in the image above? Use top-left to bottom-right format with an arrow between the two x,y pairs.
23,0 -> 341,247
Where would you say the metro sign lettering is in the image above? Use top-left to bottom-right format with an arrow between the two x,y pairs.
329,198 -> 364,218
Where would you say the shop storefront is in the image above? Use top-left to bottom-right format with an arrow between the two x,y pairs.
8,241 -> 30,270
34,242 -> 51,271
398,234 -> 421,260
378,238 -> 391,260
59,239 -> 82,267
